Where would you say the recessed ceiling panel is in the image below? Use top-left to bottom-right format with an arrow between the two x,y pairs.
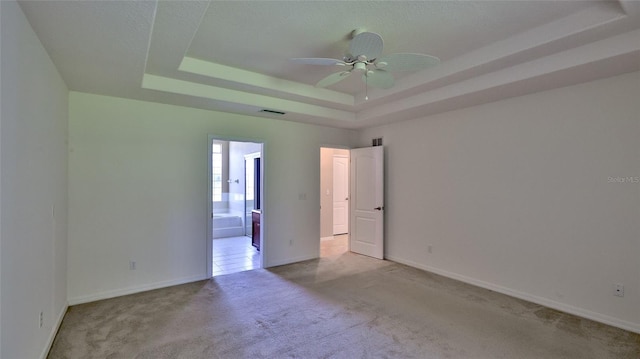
188,1 -> 599,93
17,0 -> 638,128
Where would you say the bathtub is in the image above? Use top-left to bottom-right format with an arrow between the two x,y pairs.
213,211 -> 245,238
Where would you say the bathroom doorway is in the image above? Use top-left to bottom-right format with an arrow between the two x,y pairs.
208,137 -> 264,277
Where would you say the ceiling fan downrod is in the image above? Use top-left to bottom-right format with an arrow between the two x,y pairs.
365,73 -> 369,101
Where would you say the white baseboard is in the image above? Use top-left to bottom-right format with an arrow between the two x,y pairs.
68,274 -> 208,305
40,303 -> 68,359
266,254 -> 318,268
386,255 -> 640,335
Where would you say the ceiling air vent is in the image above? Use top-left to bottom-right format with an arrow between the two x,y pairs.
260,109 -> 286,115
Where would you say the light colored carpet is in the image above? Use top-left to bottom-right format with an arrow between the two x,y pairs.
48,252 -> 639,358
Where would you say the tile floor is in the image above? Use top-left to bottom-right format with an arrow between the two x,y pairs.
212,234 -> 349,276
320,234 -> 349,257
212,236 -> 260,276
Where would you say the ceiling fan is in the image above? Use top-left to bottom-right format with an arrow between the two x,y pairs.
291,29 -> 440,91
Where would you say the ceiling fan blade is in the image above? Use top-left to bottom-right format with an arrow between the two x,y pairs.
375,53 -> 440,72
363,69 -> 394,89
349,32 -> 383,60
290,58 -> 346,66
317,71 -> 352,88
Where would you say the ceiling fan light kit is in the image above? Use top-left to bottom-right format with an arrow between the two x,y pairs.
291,29 -> 440,95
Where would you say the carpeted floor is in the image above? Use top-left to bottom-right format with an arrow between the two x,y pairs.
48,252 -> 639,358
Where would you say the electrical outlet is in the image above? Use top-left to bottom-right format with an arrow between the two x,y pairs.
129,261 -> 136,270
427,245 -> 433,254
39,311 -> 43,328
289,239 -> 293,246
614,283 -> 624,297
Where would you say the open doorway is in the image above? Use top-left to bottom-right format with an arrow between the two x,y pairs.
208,137 -> 264,277
320,147 -> 350,257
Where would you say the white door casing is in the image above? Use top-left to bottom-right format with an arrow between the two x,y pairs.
333,155 -> 349,235
244,152 -> 260,235
350,146 -> 384,259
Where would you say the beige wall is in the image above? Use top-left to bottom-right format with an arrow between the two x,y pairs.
358,71 -> 640,333
1,2 -> 69,358
67,92 -> 354,304
320,148 -> 334,238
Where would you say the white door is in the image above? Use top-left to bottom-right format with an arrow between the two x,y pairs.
333,156 -> 349,235
350,146 -> 384,259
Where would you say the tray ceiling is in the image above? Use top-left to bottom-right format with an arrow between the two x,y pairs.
18,0 -> 640,129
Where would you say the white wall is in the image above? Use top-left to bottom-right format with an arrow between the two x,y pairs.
357,71 -> 640,333
67,92 -> 354,304
0,1 -> 69,358
320,148 -> 334,238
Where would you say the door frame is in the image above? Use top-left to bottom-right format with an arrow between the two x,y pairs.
243,151 -> 261,236
208,135 -> 266,278
319,145 -> 351,253
332,154 -> 350,235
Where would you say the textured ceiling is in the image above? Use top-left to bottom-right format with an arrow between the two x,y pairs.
18,0 -> 640,129
190,1 -> 589,84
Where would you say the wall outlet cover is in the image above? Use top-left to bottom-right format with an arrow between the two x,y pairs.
614,283 -> 624,297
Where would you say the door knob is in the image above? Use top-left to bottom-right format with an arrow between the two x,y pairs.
374,206 -> 384,211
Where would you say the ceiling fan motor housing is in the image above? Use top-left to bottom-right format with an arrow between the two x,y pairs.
353,62 -> 367,73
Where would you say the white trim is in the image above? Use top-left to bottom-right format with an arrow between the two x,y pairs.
207,135 -> 214,278
266,254 -> 317,268
179,57 -> 354,106
259,144 -> 266,264
386,255 -> 640,335
244,152 -> 261,161
39,303 -> 68,359
142,74 -> 356,123
67,274 -> 208,306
